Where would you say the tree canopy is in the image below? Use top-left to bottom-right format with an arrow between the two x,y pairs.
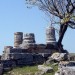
25,0 -> 75,51
26,0 -> 75,28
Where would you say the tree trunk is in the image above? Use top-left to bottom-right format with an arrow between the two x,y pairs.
57,24 -> 68,52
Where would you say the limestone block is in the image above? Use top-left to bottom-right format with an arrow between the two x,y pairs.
38,65 -> 53,73
51,52 -> 68,61
33,54 -> 44,64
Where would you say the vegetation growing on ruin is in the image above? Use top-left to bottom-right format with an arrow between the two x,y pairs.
3,65 -> 38,75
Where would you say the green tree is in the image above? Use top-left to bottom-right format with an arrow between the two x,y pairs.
25,0 -> 75,51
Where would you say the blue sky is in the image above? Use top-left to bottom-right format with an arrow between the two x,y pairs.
0,0 -> 75,54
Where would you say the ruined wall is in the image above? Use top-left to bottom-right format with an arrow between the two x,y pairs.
1,26 -> 57,69
0,64 -> 3,75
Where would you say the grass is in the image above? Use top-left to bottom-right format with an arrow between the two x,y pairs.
43,63 -> 58,75
3,65 -> 38,75
3,63 -> 58,75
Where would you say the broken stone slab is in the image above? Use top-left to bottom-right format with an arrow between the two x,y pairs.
51,52 -> 68,62
38,65 -> 53,73
45,57 -> 54,65
46,53 -> 68,65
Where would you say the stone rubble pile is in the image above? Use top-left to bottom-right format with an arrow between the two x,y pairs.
59,67 -> 75,75
46,52 -> 68,65
55,61 -> 75,75
38,65 -> 53,73
51,52 -> 68,61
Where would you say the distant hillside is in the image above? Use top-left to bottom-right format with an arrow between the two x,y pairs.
69,53 -> 75,57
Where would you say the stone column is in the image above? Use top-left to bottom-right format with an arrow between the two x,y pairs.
46,26 -> 56,45
21,33 -> 36,49
14,32 -> 23,48
24,33 -> 35,44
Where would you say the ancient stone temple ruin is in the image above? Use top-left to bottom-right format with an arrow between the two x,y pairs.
1,26 -> 57,69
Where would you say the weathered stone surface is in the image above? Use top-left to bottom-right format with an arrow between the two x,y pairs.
14,32 -> 23,48
36,44 -> 46,49
58,61 -> 69,69
1,53 -> 45,68
24,33 -> 35,41
0,64 -> 3,75
59,67 -> 75,75
38,65 -> 53,73
1,60 -> 13,69
46,26 -> 56,45
17,54 -> 33,66
59,61 -> 75,69
35,71 -> 45,75
46,57 -> 54,65
33,54 -> 44,64
51,52 -> 68,61
58,61 -> 75,75
40,53 -> 51,58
